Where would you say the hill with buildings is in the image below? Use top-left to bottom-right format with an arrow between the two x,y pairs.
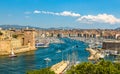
0,25 -> 44,30
0,24 -> 119,30
115,27 -> 120,30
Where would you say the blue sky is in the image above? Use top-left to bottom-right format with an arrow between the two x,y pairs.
0,0 -> 120,29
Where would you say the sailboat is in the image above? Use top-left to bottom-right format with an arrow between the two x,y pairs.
9,48 -> 17,58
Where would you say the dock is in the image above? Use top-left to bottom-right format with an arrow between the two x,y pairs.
50,61 -> 69,74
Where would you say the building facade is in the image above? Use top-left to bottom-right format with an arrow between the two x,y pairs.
102,41 -> 120,51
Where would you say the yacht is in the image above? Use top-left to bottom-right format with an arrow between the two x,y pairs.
35,42 -> 49,48
56,49 -> 61,53
44,57 -> 51,61
100,54 -> 105,59
9,48 -> 17,58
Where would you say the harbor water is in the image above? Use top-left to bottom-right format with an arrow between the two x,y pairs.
0,38 -> 89,74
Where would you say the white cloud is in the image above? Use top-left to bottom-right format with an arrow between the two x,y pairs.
60,11 -> 80,17
33,10 -> 120,24
33,10 -> 41,14
77,14 -> 120,24
33,10 -> 80,17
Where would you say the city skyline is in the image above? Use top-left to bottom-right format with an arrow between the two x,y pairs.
0,0 -> 120,29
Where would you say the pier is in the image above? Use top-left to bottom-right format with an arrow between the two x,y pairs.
51,61 -> 69,74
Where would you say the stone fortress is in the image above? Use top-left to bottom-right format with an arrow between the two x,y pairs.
0,28 -> 36,55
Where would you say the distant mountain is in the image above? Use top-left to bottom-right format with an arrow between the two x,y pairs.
47,27 -> 76,30
0,25 -> 45,30
0,25 -> 76,30
115,27 -> 120,30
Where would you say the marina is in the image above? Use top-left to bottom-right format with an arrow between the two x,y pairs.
0,38 -> 89,74
0,37 -> 119,74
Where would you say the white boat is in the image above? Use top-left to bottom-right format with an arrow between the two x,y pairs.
110,50 -> 119,56
100,54 -> 105,59
44,57 -> 51,61
106,53 -> 109,56
9,49 -> 17,58
35,42 -> 49,48
56,50 -> 61,53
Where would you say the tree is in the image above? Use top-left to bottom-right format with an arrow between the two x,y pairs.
12,34 -> 18,38
26,68 -> 55,74
66,60 -> 120,74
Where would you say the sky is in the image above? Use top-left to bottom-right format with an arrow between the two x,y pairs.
0,0 -> 120,29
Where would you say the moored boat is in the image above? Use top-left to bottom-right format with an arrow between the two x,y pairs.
56,49 -> 61,53
44,57 -> 51,61
9,48 -> 17,58
35,42 -> 49,48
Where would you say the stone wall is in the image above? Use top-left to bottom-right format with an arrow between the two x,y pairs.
0,40 -> 11,54
23,30 -> 36,49
0,29 -> 36,56
11,39 -> 22,49
102,41 -> 120,51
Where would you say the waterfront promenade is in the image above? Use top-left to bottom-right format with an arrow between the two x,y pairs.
51,61 -> 69,74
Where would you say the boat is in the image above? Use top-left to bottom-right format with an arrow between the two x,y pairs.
44,57 -> 51,67
109,50 -> 119,56
99,54 -> 105,59
106,53 -> 109,56
44,57 -> 51,61
104,50 -> 110,56
35,42 -> 49,48
56,49 -> 61,53
113,55 -> 120,63
9,48 -> 17,58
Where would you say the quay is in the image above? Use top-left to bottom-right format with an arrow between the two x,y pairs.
51,61 -> 69,74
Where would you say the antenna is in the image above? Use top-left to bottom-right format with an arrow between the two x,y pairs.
62,49 -> 63,61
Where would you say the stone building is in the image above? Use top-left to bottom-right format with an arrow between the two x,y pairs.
22,29 -> 36,49
102,41 -> 120,51
0,40 -> 11,54
11,38 -> 22,49
0,28 -> 37,55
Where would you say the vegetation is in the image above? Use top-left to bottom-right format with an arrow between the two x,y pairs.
66,60 -> 120,74
0,31 -> 3,35
26,68 -> 55,74
12,34 -> 18,38
26,60 -> 120,74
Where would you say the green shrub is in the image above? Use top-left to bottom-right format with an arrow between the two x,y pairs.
26,68 -> 55,74
66,60 -> 120,74
12,34 -> 18,38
